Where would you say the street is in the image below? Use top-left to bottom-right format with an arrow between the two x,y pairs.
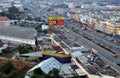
23,2 -> 120,72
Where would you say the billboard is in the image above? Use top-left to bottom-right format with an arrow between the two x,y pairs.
48,16 -> 64,27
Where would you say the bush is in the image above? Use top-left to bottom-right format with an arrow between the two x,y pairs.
1,62 -> 15,74
0,72 -> 3,78
2,49 -> 11,53
18,45 -> 29,54
7,70 -> 17,78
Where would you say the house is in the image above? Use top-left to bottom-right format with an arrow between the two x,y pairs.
0,16 -> 10,26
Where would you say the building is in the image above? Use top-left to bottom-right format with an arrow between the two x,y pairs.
27,57 -> 62,75
95,21 -> 115,34
66,2 -> 75,9
0,16 -> 10,26
14,4 -> 24,12
70,47 -> 119,78
0,26 -> 37,45
114,23 -> 120,39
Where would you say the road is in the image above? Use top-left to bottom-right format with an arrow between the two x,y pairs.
65,19 -> 120,55
22,1 -> 120,72
57,26 -> 120,72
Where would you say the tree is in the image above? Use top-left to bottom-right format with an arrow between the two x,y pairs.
19,48 -> 29,54
18,45 -> 29,54
2,49 -> 11,53
34,68 -> 43,74
35,24 -> 42,32
43,30 -> 48,34
26,44 -> 33,50
1,62 -> 15,74
19,22 -> 26,27
31,74 -> 40,78
0,12 -> 5,16
27,16 -> 33,21
0,72 -> 3,78
35,17 -> 41,22
48,68 -> 60,78
7,70 -> 17,78
31,68 -> 50,78
8,6 -> 19,14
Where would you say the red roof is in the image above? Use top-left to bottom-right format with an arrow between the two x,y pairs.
0,16 -> 9,21
52,46 -> 64,52
0,42 -> 4,47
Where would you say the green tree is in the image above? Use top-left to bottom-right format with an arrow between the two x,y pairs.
18,45 -> 29,54
1,62 -> 15,74
31,68 -> 50,78
0,12 -> 5,16
0,72 -> 3,78
19,47 -> 29,54
34,68 -> 43,74
5,13 -> 15,19
19,22 -> 26,27
27,16 -> 33,21
2,49 -> 11,53
31,74 -> 40,78
26,44 -> 33,50
43,30 -> 48,34
48,68 -> 60,78
7,70 -> 17,78
35,24 -> 43,32
36,24 -> 42,29
35,17 -> 41,22
8,6 -> 19,14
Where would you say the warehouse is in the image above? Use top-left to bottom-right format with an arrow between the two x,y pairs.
0,26 -> 37,45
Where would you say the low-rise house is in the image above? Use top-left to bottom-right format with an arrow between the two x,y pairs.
0,16 -> 10,26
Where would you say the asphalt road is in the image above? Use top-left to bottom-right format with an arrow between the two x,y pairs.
23,2 -> 120,72
58,26 -> 120,72
65,19 -> 120,55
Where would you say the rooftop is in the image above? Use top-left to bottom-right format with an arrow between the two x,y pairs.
0,16 -> 9,21
27,57 -> 62,74
20,51 -> 42,57
0,26 -> 37,39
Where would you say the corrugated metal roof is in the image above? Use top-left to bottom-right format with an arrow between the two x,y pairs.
71,51 -> 83,57
75,69 -> 86,76
27,57 -> 62,74
21,52 -> 42,57
0,26 -> 37,39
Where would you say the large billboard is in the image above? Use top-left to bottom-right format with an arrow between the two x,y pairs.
48,16 -> 64,27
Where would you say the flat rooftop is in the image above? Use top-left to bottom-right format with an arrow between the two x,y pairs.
0,26 -> 37,39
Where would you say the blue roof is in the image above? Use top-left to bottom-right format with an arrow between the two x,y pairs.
114,34 -> 120,39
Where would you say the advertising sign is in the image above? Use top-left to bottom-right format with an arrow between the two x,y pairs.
48,16 -> 64,27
